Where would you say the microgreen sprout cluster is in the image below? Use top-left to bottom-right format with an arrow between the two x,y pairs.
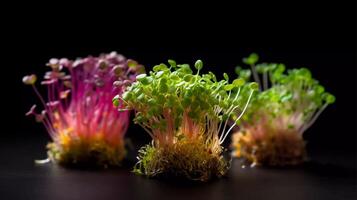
24,52 -> 144,168
114,60 -> 257,181
232,53 -> 335,166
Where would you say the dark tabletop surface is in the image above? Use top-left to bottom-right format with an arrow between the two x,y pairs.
0,135 -> 356,200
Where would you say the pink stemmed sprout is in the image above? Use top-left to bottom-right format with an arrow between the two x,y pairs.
23,52 -> 144,167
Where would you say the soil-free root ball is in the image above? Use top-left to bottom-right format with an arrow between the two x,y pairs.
231,54 -> 335,167
23,52 -> 144,168
114,59 -> 257,181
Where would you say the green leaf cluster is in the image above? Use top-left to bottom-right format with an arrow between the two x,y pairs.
118,60 -> 253,131
237,53 -> 336,124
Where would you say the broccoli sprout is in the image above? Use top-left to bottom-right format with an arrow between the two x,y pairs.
232,53 -> 335,166
115,60 -> 256,181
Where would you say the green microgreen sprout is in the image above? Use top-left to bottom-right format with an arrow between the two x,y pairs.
114,60 -> 256,181
232,53 -> 336,166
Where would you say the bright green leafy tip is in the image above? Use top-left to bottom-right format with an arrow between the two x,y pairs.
137,93 -> 145,101
243,53 -> 259,65
153,64 -> 168,72
235,66 -> 241,75
249,82 -> 259,91
209,71 -> 217,82
140,76 -> 153,85
224,84 -> 234,91
170,74 -> 180,80
122,91 -> 132,101
232,78 -> 245,87
168,59 -> 176,67
194,60 -> 203,70
159,83 -> 168,93
280,92 -> 293,102
223,73 -> 229,81
121,59 -> 253,143
235,53 -> 335,134
178,64 -> 193,74
183,74 -> 193,82
255,64 -> 266,73
298,68 -> 311,79
325,93 -> 336,104
112,95 -> 120,107
316,85 -> 325,94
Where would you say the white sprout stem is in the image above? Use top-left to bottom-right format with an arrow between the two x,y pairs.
219,117 -> 231,141
300,103 -> 328,134
218,87 -> 241,130
194,69 -> 200,83
221,87 -> 241,112
205,115 -> 216,142
218,87 -> 241,140
219,104 -> 240,140
217,115 -> 224,135
214,98 -> 226,136
302,106 -> 319,126
250,65 -> 261,91
34,158 -> 50,164
225,103 -> 241,117
212,84 -> 223,96
263,71 -> 268,90
234,87 -> 241,101
220,90 -> 254,144
268,70 -> 274,86
216,88 -> 239,135
118,108 -> 131,112
216,103 -> 223,114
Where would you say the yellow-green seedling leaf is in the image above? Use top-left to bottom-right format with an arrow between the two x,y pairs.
112,95 -> 120,107
168,59 -> 176,67
194,60 -> 203,70
249,82 -> 259,91
232,78 -> 245,87
243,53 -> 259,65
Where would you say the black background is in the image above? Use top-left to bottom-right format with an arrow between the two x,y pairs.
1,1 -> 356,199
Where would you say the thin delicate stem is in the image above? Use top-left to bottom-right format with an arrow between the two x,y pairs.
32,85 -> 47,109
220,90 -> 254,144
263,71 -> 268,90
250,64 -> 261,91
300,103 -> 328,134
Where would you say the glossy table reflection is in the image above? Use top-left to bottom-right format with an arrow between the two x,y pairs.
0,136 -> 355,200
